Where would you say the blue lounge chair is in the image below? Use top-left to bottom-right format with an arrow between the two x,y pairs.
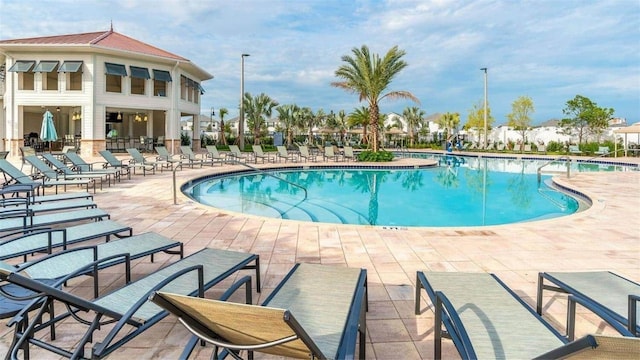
537,271 -> 640,339
151,263 -> 367,360
0,247 -> 259,359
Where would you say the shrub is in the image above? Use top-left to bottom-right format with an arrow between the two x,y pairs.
357,150 -> 394,162
180,132 -> 191,146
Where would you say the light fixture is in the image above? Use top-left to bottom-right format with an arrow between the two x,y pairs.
135,113 -> 142,122
143,114 -> 148,122
56,106 -> 60,112
117,112 -> 122,120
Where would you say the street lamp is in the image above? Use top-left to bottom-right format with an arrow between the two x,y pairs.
239,53 -> 250,149
480,67 -> 488,149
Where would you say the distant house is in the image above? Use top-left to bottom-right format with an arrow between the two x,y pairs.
0,27 -> 212,156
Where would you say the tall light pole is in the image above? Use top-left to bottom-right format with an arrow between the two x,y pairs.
480,67 -> 488,149
239,53 -> 250,150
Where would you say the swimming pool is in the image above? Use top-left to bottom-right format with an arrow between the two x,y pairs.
182,155 -> 608,227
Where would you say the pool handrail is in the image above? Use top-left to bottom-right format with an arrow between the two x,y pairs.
537,155 -> 571,183
234,161 -> 308,200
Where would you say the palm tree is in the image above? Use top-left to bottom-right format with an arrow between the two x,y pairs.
332,45 -> 420,152
294,107 -> 316,145
275,104 -> 299,146
218,107 -> 228,145
437,112 -> 460,144
243,92 -> 278,145
348,107 -> 370,144
402,106 -> 426,147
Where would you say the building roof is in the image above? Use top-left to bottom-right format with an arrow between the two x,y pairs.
0,29 -> 187,61
0,28 -> 212,80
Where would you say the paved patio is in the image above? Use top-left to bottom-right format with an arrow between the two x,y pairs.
1,152 -> 639,359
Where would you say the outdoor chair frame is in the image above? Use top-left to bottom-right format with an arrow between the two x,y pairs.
0,247 -> 260,359
415,271 -> 569,359
537,271 -> 640,339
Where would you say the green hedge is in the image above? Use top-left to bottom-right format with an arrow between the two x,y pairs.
357,150 -> 394,162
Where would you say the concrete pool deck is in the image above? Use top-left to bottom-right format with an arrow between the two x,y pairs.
0,152 -> 638,359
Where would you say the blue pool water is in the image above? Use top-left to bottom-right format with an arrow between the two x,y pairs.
182,155 -> 602,227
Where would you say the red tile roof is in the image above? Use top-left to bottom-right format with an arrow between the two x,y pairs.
0,30 -> 187,61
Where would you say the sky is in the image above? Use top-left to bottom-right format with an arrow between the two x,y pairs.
1,0 -> 638,125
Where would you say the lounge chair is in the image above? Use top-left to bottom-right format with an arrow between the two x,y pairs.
496,143 -> 505,151
343,146 -> 357,161
19,146 -> 36,171
276,145 -> 297,163
25,155 -> 100,192
569,145 -> 583,155
595,146 -> 611,157
150,263 -> 367,360
0,182 -> 92,205
537,144 -> 547,154
0,232 -> 183,319
1,195 -> 95,215
415,271 -> 576,359
126,148 -> 167,174
179,146 -> 206,168
1,159 -> 93,195
0,207 -> 110,233
62,151 -> 122,181
524,144 -> 532,153
204,145 -> 226,165
0,219 -> 132,262
98,150 -> 140,178
228,145 -> 250,163
41,153 -> 114,186
537,271 -> 640,339
155,146 -> 185,169
252,145 -> 275,163
298,145 -> 316,162
323,146 -> 341,161
0,247 -> 260,359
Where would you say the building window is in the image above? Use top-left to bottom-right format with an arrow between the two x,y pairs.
34,61 -> 59,91
180,75 -> 187,100
105,62 -> 127,93
8,60 -> 35,90
59,61 -> 83,91
130,66 -> 150,95
153,69 -> 171,97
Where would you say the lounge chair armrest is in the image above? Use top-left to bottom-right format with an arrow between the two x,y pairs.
0,197 -> 30,207
434,291 -> 477,359
94,264 -> 205,358
218,275 -> 253,304
629,294 -> 639,336
0,226 -> 55,241
567,295 -> 634,340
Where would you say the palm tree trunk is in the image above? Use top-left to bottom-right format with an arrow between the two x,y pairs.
370,104 -> 379,152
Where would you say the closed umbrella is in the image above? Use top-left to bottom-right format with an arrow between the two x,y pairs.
40,110 -> 58,152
